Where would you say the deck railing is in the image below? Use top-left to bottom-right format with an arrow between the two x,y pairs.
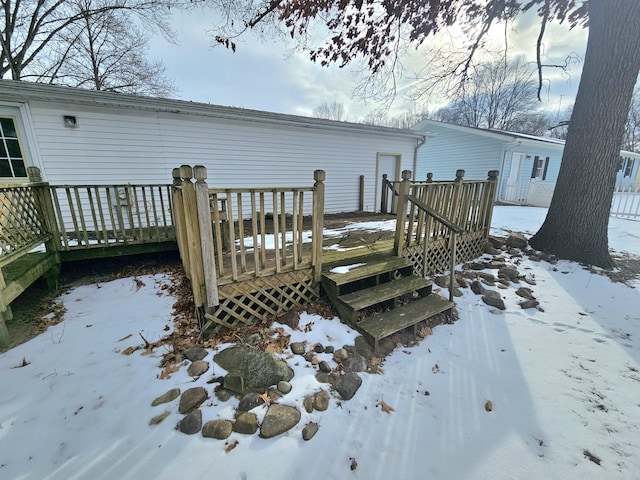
611,185 -> 640,219
48,183 -> 174,251
393,169 -> 499,278
172,165 -> 325,331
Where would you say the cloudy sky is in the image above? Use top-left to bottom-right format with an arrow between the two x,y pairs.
147,6 -> 589,122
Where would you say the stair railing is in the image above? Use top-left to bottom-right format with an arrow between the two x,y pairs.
393,169 -> 466,302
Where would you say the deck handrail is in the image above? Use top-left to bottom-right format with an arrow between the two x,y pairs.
393,169 -> 499,301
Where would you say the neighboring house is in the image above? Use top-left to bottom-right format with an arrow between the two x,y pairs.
0,80 -> 426,214
412,119 -> 640,207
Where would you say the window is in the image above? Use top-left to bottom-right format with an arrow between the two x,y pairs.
530,156 -> 549,180
0,117 -> 27,178
619,156 -> 635,178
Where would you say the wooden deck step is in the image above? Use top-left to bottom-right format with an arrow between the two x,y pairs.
322,256 -> 411,287
357,295 -> 454,350
338,276 -> 432,312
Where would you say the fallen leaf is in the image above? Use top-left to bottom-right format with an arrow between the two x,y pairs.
350,457 -> 357,470
85,324 -> 92,328
256,391 -> 271,406
117,334 -> 133,342
583,449 -> 601,465
485,400 -> 493,412
225,440 -> 239,453
432,363 -> 440,373
376,400 -> 395,414
159,364 -> 179,379
121,346 -> 139,356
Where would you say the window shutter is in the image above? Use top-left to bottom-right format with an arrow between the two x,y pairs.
531,156 -> 539,179
542,157 -> 549,180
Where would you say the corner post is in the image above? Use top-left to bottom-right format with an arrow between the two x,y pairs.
180,165 -> 205,308
312,170 -> 325,283
193,165 -> 219,309
359,175 -> 365,211
171,167 -> 190,276
448,170 -> 464,301
393,170 -> 412,257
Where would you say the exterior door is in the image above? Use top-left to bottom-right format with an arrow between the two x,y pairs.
375,154 -> 400,212
502,152 -> 527,203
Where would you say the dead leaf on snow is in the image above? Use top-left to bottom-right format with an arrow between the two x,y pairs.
159,364 -> 179,379
121,345 -> 139,356
485,400 -> 493,412
117,334 -> 133,342
350,457 -> 357,470
432,363 -> 440,373
583,449 -> 601,465
225,440 -> 239,453
376,400 -> 395,414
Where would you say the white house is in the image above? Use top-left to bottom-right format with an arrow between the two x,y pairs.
412,119 -> 640,207
0,80 -> 426,214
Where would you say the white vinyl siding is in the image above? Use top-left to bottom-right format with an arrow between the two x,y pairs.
24,101 -> 417,213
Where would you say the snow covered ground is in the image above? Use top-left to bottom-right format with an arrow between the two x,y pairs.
1,206 -> 639,480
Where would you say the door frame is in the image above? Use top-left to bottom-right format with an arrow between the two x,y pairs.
375,153 -> 401,212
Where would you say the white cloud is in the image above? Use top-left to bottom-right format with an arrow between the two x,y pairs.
148,7 -> 589,121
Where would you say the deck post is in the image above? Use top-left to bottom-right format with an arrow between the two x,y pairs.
359,175 -> 365,211
484,170 -> 500,237
180,165 -> 206,308
312,170 -> 325,283
393,170 -> 412,257
27,167 -> 61,255
171,168 -> 190,278
380,174 -> 388,213
193,165 -> 219,309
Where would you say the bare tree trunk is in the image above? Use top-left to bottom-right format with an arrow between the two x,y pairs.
530,0 -> 640,268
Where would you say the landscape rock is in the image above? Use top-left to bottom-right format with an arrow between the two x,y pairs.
187,360 -> 209,378
237,392 -> 262,412
470,280 -> 485,295
516,287 -> 536,300
488,236 -> 505,248
435,275 -> 459,288
482,293 -> 506,310
260,404 -> 301,438
499,266 -> 521,280
333,348 -> 349,362
334,372 -> 362,400
178,387 -> 208,414
324,346 -> 335,354
290,342 -> 305,355
303,395 -> 314,413
302,422 -> 319,441
178,409 -> 202,435
149,411 -> 171,425
519,299 -> 540,309
277,381 -> 292,394
202,419 -> 233,439
233,412 -> 259,435
183,346 -> 208,362
342,353 -> 367,373
277,310 -> 300,330
354,336 -> 373,359
151,388 -> 180,406
313,390 -> 330,411
214,389 -> 232,402
318,360 -> 332,373
505,233 -> 528,249
315,372 -> 332,383
314,344 -> 325,353
214,344 -> 294,393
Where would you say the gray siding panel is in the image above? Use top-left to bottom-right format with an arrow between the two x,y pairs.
416,125 -> 503,181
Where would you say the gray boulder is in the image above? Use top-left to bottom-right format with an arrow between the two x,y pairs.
313,389 -> 330,411
151,388 -> 180,406
214,344 -> 294,394
183,346 -> 208,362
482,292 -> 506,310
202,419 -> 233,439
334,372 -> 362,400
178,409 -> 202,435
187,360 -> 209,378
505,233 -> 528,249
233,412 -> 259,434
178,387 -> 208,414
260,404 -> 301,438
302,422 -> 319,441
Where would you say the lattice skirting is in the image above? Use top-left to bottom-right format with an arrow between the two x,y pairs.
203,268 -> 318,335
403,231 -> 486,277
